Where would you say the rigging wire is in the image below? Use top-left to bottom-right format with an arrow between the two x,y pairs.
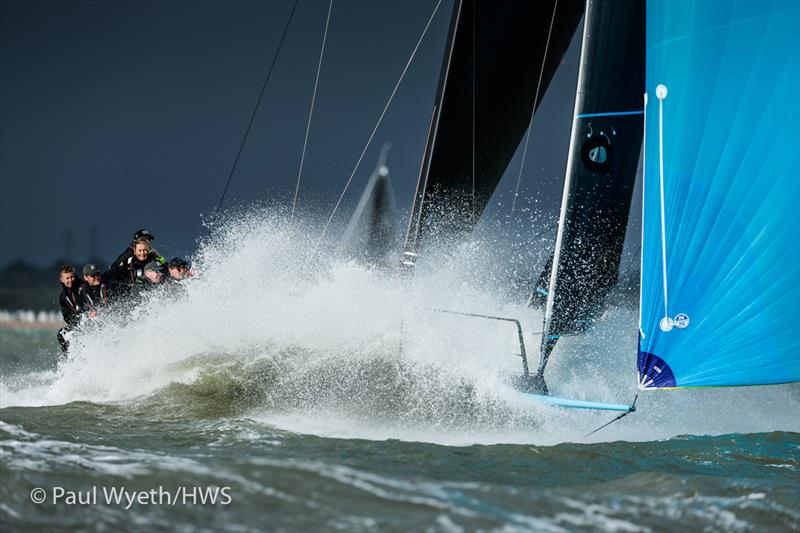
582,394 -> 638,439
471,0 -> 475,223
216,0 -> 300,213
291,0 -> 333,222
312,0 -> 444,254
509,0 -> 559,223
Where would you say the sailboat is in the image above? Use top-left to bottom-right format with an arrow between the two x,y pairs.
637,0 -> 800,391
236,0 -> 798,414
402,0 -> 799,412
401,0 -> 643,410
341,143 -> 399,267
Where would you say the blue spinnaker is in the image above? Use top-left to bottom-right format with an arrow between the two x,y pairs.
639,0 -> 800,389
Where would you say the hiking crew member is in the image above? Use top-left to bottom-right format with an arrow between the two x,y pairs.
110,229 -> 163,272
167,257 -> 191,281
143,261 -> 167,285
108,238 -> 164,295
57,264 -> 83,353
78,263 -> 109,318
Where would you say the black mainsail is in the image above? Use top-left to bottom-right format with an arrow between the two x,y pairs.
402,0 -> 584,265
532,0 -> 645,391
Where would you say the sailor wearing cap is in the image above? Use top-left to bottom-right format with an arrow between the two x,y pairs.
110,229 -> 163,273
78,263 -> 109,317
166,257 -> 191,281
143,260 -> 167,285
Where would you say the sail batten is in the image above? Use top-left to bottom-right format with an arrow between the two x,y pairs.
639,0 -> 800,390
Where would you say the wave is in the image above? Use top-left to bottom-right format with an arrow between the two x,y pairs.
2,208 -> 799,445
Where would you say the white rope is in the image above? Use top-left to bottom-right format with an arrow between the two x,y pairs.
656,84 -> 670,324
292,0 -> 333,222
313,0 -> 443,253
639,91 -> 647,339
510,0 -> 558,222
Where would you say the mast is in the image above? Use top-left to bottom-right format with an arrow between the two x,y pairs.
402,0 -> 463,268
402,0 -> 584,268
534,0 -> 645,392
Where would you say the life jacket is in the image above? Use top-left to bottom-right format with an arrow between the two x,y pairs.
62,285 -> 80,311
80,281 -> 109,307
126,252 -> 162,283
60,282 -> 83,326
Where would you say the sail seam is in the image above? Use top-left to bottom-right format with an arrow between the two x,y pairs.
576,110 -> 644,118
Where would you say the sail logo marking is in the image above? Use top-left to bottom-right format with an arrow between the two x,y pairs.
659,312 -> 690,332
674,313 -> 689,328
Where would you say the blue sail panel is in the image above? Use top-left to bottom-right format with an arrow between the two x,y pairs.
639,1 -> 800,389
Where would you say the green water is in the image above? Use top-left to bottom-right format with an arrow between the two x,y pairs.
1,329 -> 798,532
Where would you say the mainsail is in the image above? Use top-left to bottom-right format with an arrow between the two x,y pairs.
403,0 -> 584,262
638,0 -> 800,389
535,0 -> 645,389
341,143 -> 398,266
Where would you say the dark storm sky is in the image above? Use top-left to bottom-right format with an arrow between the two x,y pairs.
0,0 -> 583,267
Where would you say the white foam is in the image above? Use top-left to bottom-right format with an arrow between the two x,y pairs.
2,209 -> 798,445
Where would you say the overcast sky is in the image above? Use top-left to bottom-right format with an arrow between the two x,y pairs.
0,0 -> 583,267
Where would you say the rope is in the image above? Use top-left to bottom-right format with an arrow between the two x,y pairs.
291,0 -> 333,222
582,394 -> 638,439
471,0 -> 475,223
656,85 -> 670,324
313,0 -> 443,254
509,0 -> 558,222
638,91 -> 647,336
216,0 -> 300,212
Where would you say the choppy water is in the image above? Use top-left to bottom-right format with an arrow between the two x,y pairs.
1,212 -> 798,531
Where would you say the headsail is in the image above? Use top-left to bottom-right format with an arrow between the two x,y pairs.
403,0 -> 584,262
638,0 -> 800,389
535,0 -> 645,388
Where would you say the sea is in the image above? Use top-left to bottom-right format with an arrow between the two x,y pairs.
1,213 -> 798,532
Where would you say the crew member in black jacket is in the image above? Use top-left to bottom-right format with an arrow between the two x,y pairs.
57,264 -> 83,353
107,237 -> 164,297
78,263 -> 109,318
110,229 -> 162,273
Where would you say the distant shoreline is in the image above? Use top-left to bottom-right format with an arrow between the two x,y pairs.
0,320 -> 63,330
